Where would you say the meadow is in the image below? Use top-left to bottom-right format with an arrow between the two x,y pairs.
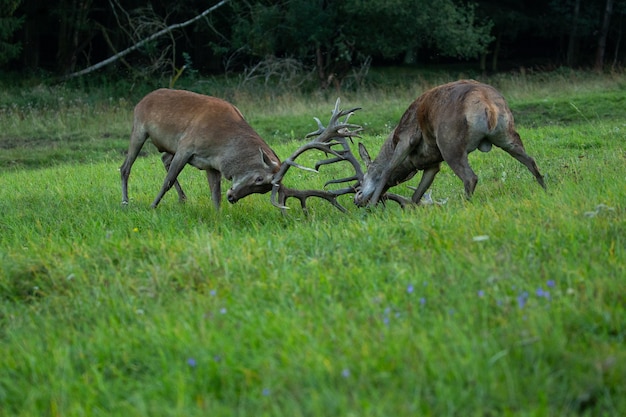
0,68 -> 624,416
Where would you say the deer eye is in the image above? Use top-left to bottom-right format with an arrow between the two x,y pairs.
255,176 -> 264,183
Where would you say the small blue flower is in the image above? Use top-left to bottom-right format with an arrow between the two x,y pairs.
419,297 -> 426,306
262,388 -> 271,396
341,368 -> 350,378
407,284 -> 414,294
547,280 -> 556,288
477,290 -> 485,297
517,292 -> 529,309
219,308 -> 227,314
187,358 -> 197,368
536,287 -> 552,300
210,289 -> 217,296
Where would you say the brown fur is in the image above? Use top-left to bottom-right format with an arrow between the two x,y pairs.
355,80 -> 546,206
120,89 -> 281,209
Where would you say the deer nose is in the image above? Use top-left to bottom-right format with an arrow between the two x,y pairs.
354,191 -> 365,207
226,189 -> 237,204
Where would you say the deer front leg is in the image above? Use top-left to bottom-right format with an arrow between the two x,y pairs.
151,151 -> 192,208
206,168 -> 222,210
411,164 -> 441,203
161,153 -> 187,203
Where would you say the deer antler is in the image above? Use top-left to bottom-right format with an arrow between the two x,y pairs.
270,98 -> 364,212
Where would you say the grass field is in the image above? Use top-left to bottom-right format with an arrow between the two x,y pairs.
0,69 -> 624,416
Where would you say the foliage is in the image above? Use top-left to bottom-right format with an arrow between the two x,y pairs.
7,0 -> 626,80
228,0 -> 493,87
0,0 -> 22,65
341,0 -> 493,60
0,70 -> 625,415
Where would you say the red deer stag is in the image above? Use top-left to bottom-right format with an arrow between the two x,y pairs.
120,89 -> 280,209
354,80 -> 546,207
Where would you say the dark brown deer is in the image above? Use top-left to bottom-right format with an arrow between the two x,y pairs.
354,80 -> 546,207
120,89 -> 281,209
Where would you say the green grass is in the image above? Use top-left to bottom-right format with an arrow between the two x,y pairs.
0,69 -> 625,416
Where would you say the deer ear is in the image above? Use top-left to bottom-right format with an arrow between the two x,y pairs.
358,142 -> 371,167
260,148 -> 279,170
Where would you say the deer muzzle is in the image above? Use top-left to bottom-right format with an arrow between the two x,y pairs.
353,190 -> 368,207
226,189 -> 238,204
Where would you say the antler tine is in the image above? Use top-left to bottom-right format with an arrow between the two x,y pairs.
305,98 -> 363,143
270,183 -> 289,210
270,183 -> 348,214
381,192 -> 413,208
270,98 -> 366,213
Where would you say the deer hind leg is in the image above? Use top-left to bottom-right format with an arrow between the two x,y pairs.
161,153 -> 187,203
499,140 -> 546,190
151,151 -> 192,208
411,164 -> 441,203
441,145 -> 478,199
205,169 -> 222,210
120,125 -> 149,205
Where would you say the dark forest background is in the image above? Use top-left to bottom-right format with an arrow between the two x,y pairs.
1,0 -> 624,86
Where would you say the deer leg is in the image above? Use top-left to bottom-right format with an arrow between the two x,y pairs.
411,164 -> 441,203
151,151 -> 192,208
368,136 -> 416,206
161,153 -> 187,203
120,126 -> 149,205
499,142 -> 546,190
206,169 -> 222,210
443,152 -> 478,199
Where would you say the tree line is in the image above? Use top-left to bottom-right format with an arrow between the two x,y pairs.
1,0 -> 624,86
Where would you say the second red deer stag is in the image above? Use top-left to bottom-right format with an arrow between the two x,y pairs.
354,80 -> 546,207
120,89 -> 281,209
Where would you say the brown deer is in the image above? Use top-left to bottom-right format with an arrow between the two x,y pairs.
354,80 -> 546,207
120,89 -> 281,209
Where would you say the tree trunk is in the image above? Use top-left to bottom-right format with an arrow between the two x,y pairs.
491,32 -> 501,72
566,0 -> 581,67
594,0 -> 614,71
612,12 -> 623,69
315,44 -> 329,89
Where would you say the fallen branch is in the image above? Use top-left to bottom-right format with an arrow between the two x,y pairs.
63,0 -> 231,80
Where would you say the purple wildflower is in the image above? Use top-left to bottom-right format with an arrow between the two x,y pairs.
517,291 -> 529,309
341,368 -> 350,378
535,287 -> 552,300
477,290 -> 485,297
187,358 -> 197,368
407,284 -> 414,294
547,280 -> 556,288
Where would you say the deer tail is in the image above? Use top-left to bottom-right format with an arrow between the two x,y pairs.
484,101 -> 498,132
